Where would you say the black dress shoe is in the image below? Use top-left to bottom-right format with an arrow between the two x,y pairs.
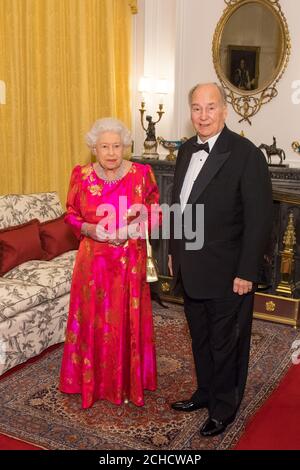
200,416 -> 235,437
171,399 -> 208,412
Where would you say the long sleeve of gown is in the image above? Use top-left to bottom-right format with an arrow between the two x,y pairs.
144,165 -> 161,234
64,165 -> 85,239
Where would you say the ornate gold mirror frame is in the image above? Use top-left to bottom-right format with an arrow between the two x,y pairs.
212,0 -> 291,124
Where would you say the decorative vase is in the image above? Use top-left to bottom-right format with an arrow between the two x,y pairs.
157,137 -> 188,161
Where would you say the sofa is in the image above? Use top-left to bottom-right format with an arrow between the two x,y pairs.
0,192 -> 78,376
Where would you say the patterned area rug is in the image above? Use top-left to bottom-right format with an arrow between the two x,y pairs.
0,303 -> 299,450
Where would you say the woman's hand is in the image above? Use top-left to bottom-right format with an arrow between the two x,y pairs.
81,222 -> 142,245
81,223 -> 110,242
109,223 -> 141,245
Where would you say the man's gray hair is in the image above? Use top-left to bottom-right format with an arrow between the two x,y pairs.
188,82 -> 227,106
85,118 -> 132,152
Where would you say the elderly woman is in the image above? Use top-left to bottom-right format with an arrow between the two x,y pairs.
59,118 -> 160,408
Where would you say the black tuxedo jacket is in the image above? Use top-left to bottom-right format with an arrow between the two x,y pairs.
169,125 -> 273,299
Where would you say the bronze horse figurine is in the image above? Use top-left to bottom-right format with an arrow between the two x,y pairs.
259,137 -> 286,165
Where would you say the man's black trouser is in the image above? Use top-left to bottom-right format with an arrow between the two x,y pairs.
183,289 -> 254,421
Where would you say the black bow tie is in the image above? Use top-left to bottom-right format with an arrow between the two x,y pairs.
193,141 -> 210,154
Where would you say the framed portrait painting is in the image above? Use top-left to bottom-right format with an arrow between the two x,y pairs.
228,45 -> 260,91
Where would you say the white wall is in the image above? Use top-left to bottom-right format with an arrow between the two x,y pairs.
132,0 -> 300,166
131,0 -> 176,158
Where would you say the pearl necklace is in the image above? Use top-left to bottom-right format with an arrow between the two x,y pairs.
95,160 -> 127,184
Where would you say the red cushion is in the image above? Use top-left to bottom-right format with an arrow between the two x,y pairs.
39,214 -> 79,260
0,219 -> 44,275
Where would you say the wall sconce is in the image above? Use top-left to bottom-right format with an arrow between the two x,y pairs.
138,77 -> 169,159
0,80 -> 6,104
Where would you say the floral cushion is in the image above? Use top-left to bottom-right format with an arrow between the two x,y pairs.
3,251 -> 77,299
50,250 -> 77,264
0,192 -> 63,229
0,195 -> 15,229
0,278 -> 52,320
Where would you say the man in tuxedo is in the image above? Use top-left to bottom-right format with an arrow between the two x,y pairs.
168,82 -> 273,437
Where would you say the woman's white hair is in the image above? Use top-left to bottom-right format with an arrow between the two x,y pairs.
85,118 -> 132,153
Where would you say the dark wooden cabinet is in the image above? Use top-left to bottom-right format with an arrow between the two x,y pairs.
133,158 -> 300,326
255,176 -> 300,328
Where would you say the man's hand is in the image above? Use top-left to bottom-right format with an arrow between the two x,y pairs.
168,255 -> 173,277
233,277 -> 253,295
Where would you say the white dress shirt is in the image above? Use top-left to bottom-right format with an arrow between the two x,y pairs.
180,131 -> 222,212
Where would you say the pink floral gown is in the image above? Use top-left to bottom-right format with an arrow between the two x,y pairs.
59,162 -> 160,408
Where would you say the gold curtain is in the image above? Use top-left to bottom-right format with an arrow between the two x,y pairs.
0,0 -> 134,204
